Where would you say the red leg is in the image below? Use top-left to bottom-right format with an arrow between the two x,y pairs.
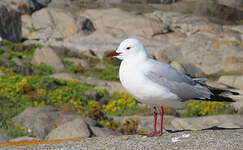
140,106 -> 163,137
158,106 -> 164,135
152,110 -> 158,133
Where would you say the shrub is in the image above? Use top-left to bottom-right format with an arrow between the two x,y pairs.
103,92 -> 143,116
182,101 -> 225,117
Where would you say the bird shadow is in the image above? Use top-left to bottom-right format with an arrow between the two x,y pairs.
202,126 -> 243,131
165,126 -> 243,134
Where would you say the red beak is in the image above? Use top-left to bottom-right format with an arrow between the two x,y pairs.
106,51 -> 121,57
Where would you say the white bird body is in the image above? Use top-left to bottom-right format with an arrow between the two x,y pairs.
119,54 -> 182,108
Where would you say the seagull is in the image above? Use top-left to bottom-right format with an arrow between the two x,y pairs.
106,38 -> 238,137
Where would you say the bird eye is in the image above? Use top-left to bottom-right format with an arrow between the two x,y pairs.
126,47 -> 131,50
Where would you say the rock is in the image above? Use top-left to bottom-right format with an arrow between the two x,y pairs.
205,81 -> 228,89
150,11 -> 243,73
47,0 -> 103,12
4,0 -> 51,14
47,9 -> 79,38
90,126 -> 122,137
79,76 -> 126,94
113,115 -> 177,133
171,115 -> 243,130
9,136 -> 40,142
23,9 -> 79,40
65,58 -> 89,68
152,0 -> 243,24
11,57 -> 22,66
23,8 -> 95,40
12,106 -> 118,140
31,46 -> 64,71
0,2 -> 22,42
4,130 -> 243,150
231,101 -> 243,115
216,0 -> 243,10
170,61 -> 205,77
80,49 -> 101,59
12,106 -> 88,139
21,14 -> 35,40
50,73 -> 81,81
24,9 -> 243,74
0,129 -> 8,143
193,0 -> 243,23
83,8 -> 170,37
226,89 -> 243,102
115,114 -> 243,133
79,18 -> 96,34
155,51 -> 171,64
45,118 -> 91,140
218,75 -> 243,89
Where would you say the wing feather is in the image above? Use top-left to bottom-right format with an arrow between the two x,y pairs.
145,71 -> 212,101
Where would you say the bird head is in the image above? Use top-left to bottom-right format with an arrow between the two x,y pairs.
106,38 -> 148,60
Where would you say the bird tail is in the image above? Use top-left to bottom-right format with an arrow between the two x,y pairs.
199,86 -> 239,102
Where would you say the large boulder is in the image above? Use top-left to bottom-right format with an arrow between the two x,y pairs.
24,8 -> 243,75
45,118 -> 91,140
82,8 -> 169,38
170,61 -> 205,77
152,0 -> 243,24
31,46 -> 64,71
12,106 -> 80,139
22,7 -> 95,40
216,0 -> 243,10
90,126 -> 121,137
0,2 -> 21,42
171,115 -> 243,130
218,75 -> 243,89
12,106 -> 121,140
194,0 -> 243,22
231,101 -> 243,115
147,11 -> 243,74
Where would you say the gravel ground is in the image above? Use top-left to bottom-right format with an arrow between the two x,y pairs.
1,129 -> 243,150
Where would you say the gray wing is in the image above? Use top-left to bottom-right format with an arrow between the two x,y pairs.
144,59 -> 195,85
145,71 -> 212,101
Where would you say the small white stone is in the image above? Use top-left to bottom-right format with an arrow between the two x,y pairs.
182,134 -> 190,138
171,137 -> 181,142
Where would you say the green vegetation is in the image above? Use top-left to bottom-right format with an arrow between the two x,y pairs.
0,69 -> 142,137
103,92 -> 151,116
0,71 -> 97,137
0,39 -> 47,76
62,52 -> 120,81
182,101 -> 225,117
